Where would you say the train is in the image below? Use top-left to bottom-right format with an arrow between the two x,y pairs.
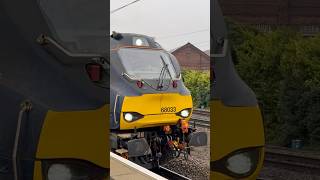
110,32 -> 207,169
0,0 -> 109,179
210,0 -> 265,179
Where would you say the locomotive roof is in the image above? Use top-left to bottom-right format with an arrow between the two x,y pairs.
110,32 -> 162,49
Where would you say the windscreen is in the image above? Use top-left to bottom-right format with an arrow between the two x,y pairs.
118,48 -> 177,79
39,0 -> 107,54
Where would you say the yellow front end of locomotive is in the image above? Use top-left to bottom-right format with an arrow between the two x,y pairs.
210,100 -> 265,180
120,93 -> 193,130
33,105 -> 109,180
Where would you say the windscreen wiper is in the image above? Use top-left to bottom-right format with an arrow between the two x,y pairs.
157,55 -> 173,90
122,55 -> 172,91
157,65 -> 166,90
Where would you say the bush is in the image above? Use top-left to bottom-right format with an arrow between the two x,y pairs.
229,21 -> 320,147
182,70 -> 210,109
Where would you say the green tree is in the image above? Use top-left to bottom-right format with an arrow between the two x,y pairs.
228,21 -> 320,147
182,70 -> 210,109
234,29 -> 296,143
279,35 -> 320,146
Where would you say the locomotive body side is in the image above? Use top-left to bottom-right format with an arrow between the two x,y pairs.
210,0 -> 265,179
0,0 -> 109,179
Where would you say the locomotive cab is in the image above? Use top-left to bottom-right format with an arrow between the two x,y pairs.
110,32 -> 207,168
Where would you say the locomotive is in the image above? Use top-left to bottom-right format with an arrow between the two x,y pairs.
0,0 -> 109,179
110,32 -> 207,169
210,0 -> 265,179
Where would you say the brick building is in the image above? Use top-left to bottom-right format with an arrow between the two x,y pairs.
171,43 -> 210,71
220,0 -> 320,36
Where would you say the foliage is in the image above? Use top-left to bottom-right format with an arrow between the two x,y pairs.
279,35 -> 320,146
228,21 -> 320,147
182,70 -> 210,109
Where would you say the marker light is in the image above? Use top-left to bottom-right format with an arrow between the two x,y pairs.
172,80 -> 178,88
86,64 -> 101,82
124,113 -> 134,121
136,81 -> 144,88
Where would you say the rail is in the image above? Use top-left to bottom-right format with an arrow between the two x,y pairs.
190,109 -> 210,128
264,146 -> 320,176
152,166 -> 192,180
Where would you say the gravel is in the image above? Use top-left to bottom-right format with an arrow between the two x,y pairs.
160,126 -> 320,180
162,128 -> 210,180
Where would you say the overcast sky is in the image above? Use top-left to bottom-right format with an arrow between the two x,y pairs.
110,0 -> 210,51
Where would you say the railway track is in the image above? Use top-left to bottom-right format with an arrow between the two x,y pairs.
190,110 -> 320,177
190,110 -> 320,178
263,146 -> 320,176
192,109 -> 210,116
152,166 -> 192,180
190,109 -> 210,128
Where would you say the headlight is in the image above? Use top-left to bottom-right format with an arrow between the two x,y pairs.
225,148 -> 260,177
43,160 -> 107,180
48,164 -> 72,180
124,113 -> 133,121
211,147 -> 261,178
226,152 -> 253,174
177,108 -> 191,118
123,112 -> 144,122
135,38 -> 143,46
181,110 -> 190,117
